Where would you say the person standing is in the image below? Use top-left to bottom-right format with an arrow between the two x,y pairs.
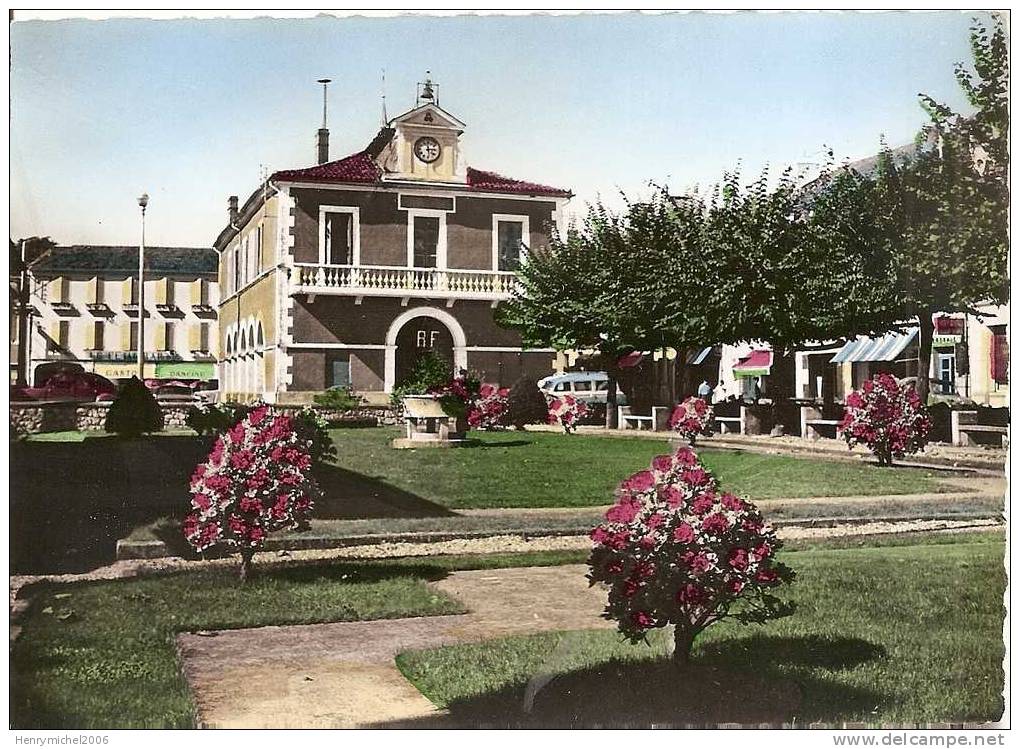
697,379 -> 712,398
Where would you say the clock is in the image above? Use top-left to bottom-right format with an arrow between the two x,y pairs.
413,136 -> 441,164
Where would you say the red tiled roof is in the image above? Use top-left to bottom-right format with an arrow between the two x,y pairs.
270,151 -> 382,184
270,151 -> 571,197
466,167 -> 572,197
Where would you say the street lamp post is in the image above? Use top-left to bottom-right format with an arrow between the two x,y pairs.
136,193 -> 149,379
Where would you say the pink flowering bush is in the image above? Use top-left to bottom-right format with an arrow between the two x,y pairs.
468,383 -> 510,430
839,373 -> 931,466
548,394 -> 589,434
668,396 -> 713,445
184,404 -> 321,581
429,373 -> 481,419
587,445 -> 795,667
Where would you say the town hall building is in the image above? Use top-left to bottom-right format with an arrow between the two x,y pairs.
215,78 -> 570,403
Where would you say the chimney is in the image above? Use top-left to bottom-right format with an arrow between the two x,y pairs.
228,195 -> 239,224
316,78 -> 332,165
317,128 -> 329,165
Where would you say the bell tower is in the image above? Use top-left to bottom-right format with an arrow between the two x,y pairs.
385,72 -> 467,184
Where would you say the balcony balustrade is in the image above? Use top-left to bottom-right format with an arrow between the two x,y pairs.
292,263 -> 519,301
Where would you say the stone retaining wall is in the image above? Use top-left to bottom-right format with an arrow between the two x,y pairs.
10,400 -> 399,435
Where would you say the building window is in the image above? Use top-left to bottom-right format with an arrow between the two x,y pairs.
200,323 -> 210,352
129,321 -> 139,351
48,320 -> 70,352
90,277 -> 104,305
163,322 -> 175,352
412,214 -> 441,268
319,207 -> 360,266
256,224 -> 264,274
493,215 -> 529,271
126,277 -> 139,305
93,321 -> 105,350
991,330 -> 1009,385
330,355 -> 351,388
233,242 -> 242,293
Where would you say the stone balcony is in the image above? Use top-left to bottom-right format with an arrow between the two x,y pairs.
291,263 -> 518,302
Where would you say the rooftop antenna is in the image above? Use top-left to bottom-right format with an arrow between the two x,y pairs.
317,78 -> 332,128
381,69 -> 389,125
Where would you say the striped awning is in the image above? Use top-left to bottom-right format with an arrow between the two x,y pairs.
733,349 -> 773,377
687,346 -> 714,365
830,329 -> 918,364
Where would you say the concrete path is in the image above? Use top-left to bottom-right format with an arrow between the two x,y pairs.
176,565 -> 613,728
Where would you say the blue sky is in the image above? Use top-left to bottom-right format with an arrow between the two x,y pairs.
10,11 -> 991,247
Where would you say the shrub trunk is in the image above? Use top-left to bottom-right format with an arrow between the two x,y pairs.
672,626 -> 696,670
239,549 -> 254,583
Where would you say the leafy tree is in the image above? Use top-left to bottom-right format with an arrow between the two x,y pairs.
105,376 -> 163,437
870,16 -> 1008,403
498,192 -> 712,426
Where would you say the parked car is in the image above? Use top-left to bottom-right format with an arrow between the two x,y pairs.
537,371 -> 628,405
11,371 -> 117,402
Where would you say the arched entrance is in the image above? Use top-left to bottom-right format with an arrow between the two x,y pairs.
394,316 -> 455,387
384,307 -> 468,393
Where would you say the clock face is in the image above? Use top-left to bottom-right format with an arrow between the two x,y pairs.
413,136 -> 441,164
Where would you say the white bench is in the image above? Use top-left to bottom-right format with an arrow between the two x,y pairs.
714,415 -> 742,435
952,411 -> 1008,447
804,419 -> 841,441
618,406 -> 670,431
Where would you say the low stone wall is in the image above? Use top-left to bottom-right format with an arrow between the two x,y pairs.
11,400 -> 194,435
269,405 -> 401,427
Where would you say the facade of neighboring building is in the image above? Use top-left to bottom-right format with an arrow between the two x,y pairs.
791,305 -> 1009,407
24,245 -> 219,384
216,83 -> 569,404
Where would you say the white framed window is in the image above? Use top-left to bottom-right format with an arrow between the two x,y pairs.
407,208 -> 447,269
492,214 -> 530,271
319,206 -> 360,266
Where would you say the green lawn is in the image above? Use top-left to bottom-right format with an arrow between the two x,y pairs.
397,532 -> 1006,726
326,428 -> 945,509
10,550 -> 589,729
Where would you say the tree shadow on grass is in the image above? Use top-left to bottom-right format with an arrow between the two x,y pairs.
460,439 -> 533,449
11,435 -> 209,574
312,462 -> 457,519
381,634 -> 888,728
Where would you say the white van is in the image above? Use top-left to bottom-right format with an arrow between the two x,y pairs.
537,371 -> 628,405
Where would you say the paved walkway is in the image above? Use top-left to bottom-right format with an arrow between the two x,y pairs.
176,565 -> 613,728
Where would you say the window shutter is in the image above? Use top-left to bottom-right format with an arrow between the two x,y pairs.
154,323 -> 165,351
58,321 -> 69,346
84,320 -> 96,349
190,279 -> 202,306
154,278 -> 168,306
123,277 -> 136,305
991,333 -> 1009,384
49,322 -> 61,347
119,323 -> 130,352
49,277 -> 65,303
189,323 -> 201,351
165,322 -> 174,351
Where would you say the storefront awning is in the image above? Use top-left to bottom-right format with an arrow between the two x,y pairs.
687,346 -> 714,365
733,349 -> 773,377
829,329 -> 918,364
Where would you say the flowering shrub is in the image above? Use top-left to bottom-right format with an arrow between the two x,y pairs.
428,373 -> 481,419
548,394 -> 589,434
840,373 -> 931,466
587,445 -> 795,666
468,383 -> 510,430
668,396 -> 713,445
184,404 -> 321,580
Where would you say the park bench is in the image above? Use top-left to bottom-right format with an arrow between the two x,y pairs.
951,411 -> 1008,448
618,405 -> 670,432
713,415 -> 742,435
803,418 -> 842,441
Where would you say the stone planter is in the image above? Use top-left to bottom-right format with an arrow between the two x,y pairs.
392,395 -> 471,448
